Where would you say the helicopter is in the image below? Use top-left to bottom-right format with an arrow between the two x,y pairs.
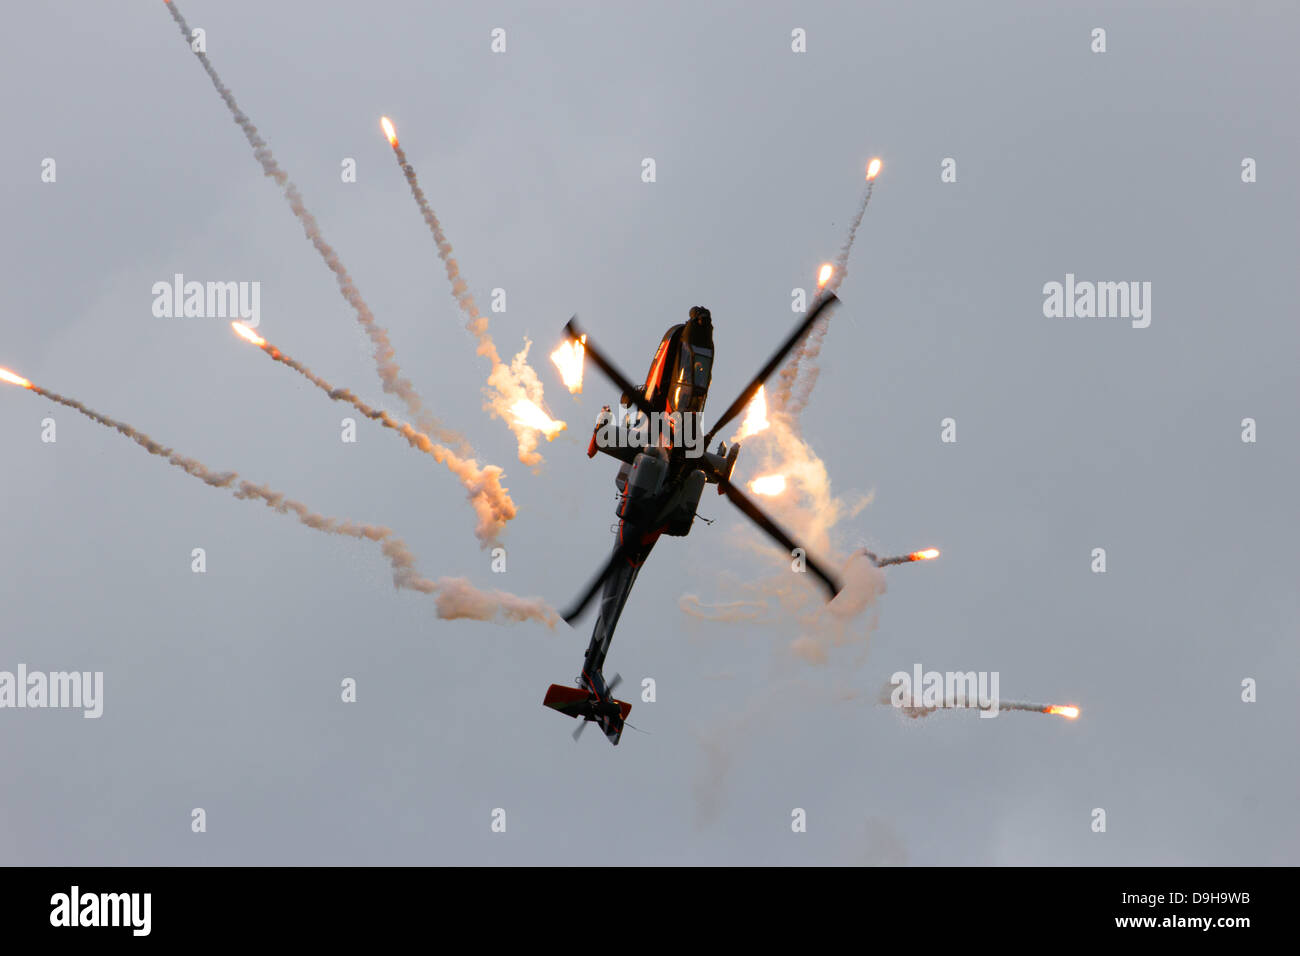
544,294 -> 844,744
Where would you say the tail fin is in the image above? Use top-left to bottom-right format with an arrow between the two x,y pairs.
543,684 -> 590,717
543,684 -> 632,745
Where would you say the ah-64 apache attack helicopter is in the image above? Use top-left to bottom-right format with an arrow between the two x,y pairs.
544,294 -> 844,745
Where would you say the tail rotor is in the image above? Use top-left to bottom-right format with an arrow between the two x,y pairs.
570,672 -> 622,743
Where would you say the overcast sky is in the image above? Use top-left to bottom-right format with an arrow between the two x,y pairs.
1,0 -> 1296,865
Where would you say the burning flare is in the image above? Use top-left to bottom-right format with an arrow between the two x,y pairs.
733,385 -> 770,441
817,264 -> 833,288
231,322 -> 266,347
866,158 -> 882,181
858,547 -> 940,568
550,334 -> 586,393
0,368 -> 33,389
749,474 -> 787,496
1046,704 -> 1080,719
510,399 -> 565,439
380,116 -> 398,147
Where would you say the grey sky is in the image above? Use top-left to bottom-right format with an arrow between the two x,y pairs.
1,1 -> 1296,864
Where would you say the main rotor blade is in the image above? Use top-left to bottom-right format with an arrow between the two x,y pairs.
563,317 -> 658,421
718,479 -> 843,599
560,538 -> 635,625
703,292 -> 839,446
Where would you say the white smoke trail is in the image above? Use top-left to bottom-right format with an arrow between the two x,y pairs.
875,682 -> 1079,720
385,132 -> 565,466
238,329 -> 515,546
826,180 -> 876,298
678,594 -> 769,623
28,383 -> 554,626
163,1 -> 474,461
683,544 -> 884,665
786,550 -> 886,665
742,413 -> 870,560
689,396 -> 876,661
773,177 -> 878,421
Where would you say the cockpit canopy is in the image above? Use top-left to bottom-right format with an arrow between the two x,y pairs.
672,343 -> 712,413
643,306 -> 715,416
